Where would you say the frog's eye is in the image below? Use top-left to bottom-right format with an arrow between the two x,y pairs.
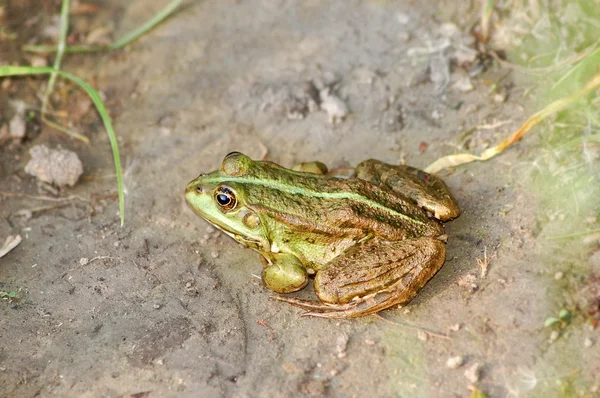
214,186 -> 237,211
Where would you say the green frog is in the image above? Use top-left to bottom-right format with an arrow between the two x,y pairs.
185,152 -> 460,318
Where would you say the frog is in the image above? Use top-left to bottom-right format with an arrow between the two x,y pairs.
185,152 -> 460,318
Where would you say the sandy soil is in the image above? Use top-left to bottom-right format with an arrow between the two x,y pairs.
1,1 -> 598,397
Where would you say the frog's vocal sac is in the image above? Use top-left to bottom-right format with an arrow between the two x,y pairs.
185,152 -> 460,318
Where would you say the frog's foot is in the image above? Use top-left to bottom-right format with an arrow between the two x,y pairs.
272,291 -> 406,319
271,295 -> 358,315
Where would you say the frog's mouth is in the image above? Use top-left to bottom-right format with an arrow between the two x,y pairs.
199,214 -> 267,251
212,222 -> 260,245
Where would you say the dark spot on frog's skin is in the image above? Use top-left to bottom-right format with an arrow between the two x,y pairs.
305,238 -> 315,244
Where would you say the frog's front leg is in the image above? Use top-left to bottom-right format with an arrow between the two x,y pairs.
262,252 -> 309,294
273,237 -> 445,318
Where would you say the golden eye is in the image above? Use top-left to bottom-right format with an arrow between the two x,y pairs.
214,186 -> 237,211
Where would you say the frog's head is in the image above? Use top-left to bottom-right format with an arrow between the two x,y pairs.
185,152 -> 270,250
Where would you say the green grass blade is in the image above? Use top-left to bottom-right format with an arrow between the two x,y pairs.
0,65 -> 125,226
109,0 -> 183,50
43,0 -> 70,111
546,228 -> 600,240
23,0 -> 183,54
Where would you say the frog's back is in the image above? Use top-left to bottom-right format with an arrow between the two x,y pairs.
239,161 -> 445,241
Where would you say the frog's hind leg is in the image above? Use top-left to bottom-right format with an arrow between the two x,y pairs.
355,159 -> 460,221
276,237 -> 446,318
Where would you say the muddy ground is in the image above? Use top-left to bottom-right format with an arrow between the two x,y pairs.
1,1 -> 599,397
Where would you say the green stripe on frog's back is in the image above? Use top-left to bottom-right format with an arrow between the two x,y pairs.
201,174 -> 426,227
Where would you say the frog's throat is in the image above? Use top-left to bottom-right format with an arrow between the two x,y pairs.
202,175 -> 426,226
206,217 -> 265,248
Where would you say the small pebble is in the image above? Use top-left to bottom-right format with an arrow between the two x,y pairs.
396,12 -> 410,25
153,304 -> 161,309
446,356 -> 464,369
584,338 -> 593,348
364,339 -> 376,346
454,47 -> 478,65
554,272 -> 564,280
79,258 -> 89,266
211,251 -> 219,258
336,333 -> 349,358
549,330 -> 559,343
439,22 -> 460,38
453,76 -> 474,93
494,93 -> 507,103
320,89 -> 348,125
464,362 -> 482,383
449,323 -> 461,332
9,114 -> 26,138
24,145 -> 83,187
417,330 -> 428,342
30,55 -> 48,67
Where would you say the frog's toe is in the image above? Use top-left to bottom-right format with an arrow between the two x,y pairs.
271,295 -> 367,318
304,293 -> 390,318
270,295 -> 340,311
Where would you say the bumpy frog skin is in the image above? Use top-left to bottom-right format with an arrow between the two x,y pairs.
185,152 -> 460,318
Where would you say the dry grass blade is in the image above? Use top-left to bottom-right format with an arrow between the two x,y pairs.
490,43 -> 599,75
425,71 -> 600,174
0,235 -> 23,258
40,0 -> 89,142
479,0 -> 495,44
